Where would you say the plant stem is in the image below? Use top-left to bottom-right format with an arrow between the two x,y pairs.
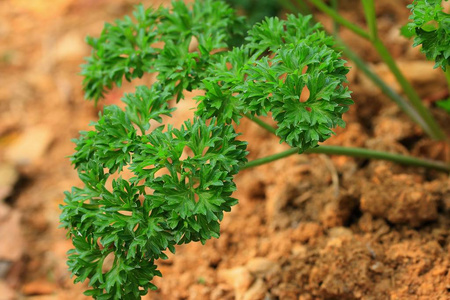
361,0 -> 377,40
243,112 -> 276,134
331,0 -> 339,37
445,68 -> 450,91
296,0 -> 313,15
279,0 -> 311,15
373,39 -> 446,140
307,146 -> 450,172
242,145 -> 450,172
241,147 -> 298,169
337,38 -> 434,137
306,0 -> 370,39
305,0 -> 446,141
277,1 -> 434,137
243,114 -> 450,172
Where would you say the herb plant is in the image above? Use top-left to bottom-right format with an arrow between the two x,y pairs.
406,0 -> 450,113
406,0 -> 449,71
290,0 -> 449,140
61,0 -> 450,299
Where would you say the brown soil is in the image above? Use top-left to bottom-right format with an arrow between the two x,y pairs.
0,0 -> 449,299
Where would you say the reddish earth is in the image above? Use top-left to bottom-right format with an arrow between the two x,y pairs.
0,0 -> 449,299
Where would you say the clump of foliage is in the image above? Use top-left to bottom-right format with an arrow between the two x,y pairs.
406,0 -> 450,114
81,1 -> 246,102
61,0 -> 352,298
293,0 -> 448,140
61,0 -> 450,299
406,0 -> 449,71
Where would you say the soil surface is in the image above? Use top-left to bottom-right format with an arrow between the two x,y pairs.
0,0 -> 449,299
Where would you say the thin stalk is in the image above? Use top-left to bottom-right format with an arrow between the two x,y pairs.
296,0 -> 313,15
277,0 -> 433,136
305,0 -> 446,140
306,146 -> 449,172
337,38 -> 434,137
373,39 -> 446,140
243,114 -> 450,172
242,146 -> 450,172
279,0 -> 310,15
305,0 -> 370,39
445,68 -> 450,91
361,0 -> 445,140
242,147 -> 298,169
331,0 -> 339,37
361,0 -> 377,40
243,112 -> 276,134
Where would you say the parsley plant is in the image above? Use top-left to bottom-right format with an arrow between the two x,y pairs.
305,0 -> 448,140
407,0 -> 450,71
406,0 -> 450,113
61,1 -> 450,299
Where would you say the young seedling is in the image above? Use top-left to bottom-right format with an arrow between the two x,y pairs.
61,0 -> 450,299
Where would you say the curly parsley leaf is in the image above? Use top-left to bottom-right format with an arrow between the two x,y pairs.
196,14 -> 352,151
61,89 -> 247,297
407,0 -> 450,70
82,0 -> 246,103
122,84 -> 175,134
81,5 -> 161,102
195,46 -> 252,124
243,41 -> 352,151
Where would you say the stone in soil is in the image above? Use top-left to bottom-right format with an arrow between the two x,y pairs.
4,126 -> 53,167
0,164 -> 19,201
218,266 -> 254,300
0,204 -> 24,278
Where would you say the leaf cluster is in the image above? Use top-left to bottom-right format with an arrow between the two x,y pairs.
407,0 -> 450,70
62,0 -> 353,298
61,85 -> 247,298
196,14 -> 352,151
81,0 -> 246,102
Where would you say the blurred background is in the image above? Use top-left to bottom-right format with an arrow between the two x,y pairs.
0,0 -> 449,299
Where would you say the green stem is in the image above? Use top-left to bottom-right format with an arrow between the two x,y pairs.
243,114 -> 449,172
337,38 -> 433,137
242,147 -> 298,169
373,39 -> 446,140
277,1 -> 433,136
305,0 -> 446,140
244,112 -> 276,134
361,0 -> 445,140
242,146 -> 450,172
445,68 -> 450,91
296,0 -> 313,15
331,0 -> 339,37
306,146 -> 449,172
361,0 -> 377,40
306,0 -> 370,39
279,0 -> 308,15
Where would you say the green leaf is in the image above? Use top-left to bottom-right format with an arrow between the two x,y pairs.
436,98 -> 450,113
122,84 -> 175,134
407,0 -> 450,70
81,5 -> 160,102
82,0 -> 246,102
